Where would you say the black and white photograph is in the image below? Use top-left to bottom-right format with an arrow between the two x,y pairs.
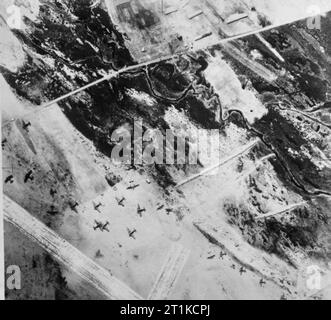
1,0 -> 331,303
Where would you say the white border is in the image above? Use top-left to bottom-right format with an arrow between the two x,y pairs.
0,101 -> 5,300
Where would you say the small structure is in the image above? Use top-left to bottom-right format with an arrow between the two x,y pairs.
195,31 -> 212,42
188,10 -> 203,20
225,12 -> 248,24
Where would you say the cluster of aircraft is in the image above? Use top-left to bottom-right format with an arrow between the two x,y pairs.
93,220 -> 110,232
4,125 -> 270,289
3,121 -> 165,245
4,170 -> 34,184
4,122 -> 34,185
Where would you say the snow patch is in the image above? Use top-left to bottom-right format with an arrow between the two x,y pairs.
0,0 -> 40,30
126,89 -> 157,107
204,53 -> 268,124
0,23 -> 25,72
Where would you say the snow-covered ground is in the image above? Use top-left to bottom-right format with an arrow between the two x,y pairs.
2,76 -> 324,299
0,0 -> 40,30
0,23 -> 25,72
246,0 -> 331,24
2,0 -> 331,300
204,51 -> 268,123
